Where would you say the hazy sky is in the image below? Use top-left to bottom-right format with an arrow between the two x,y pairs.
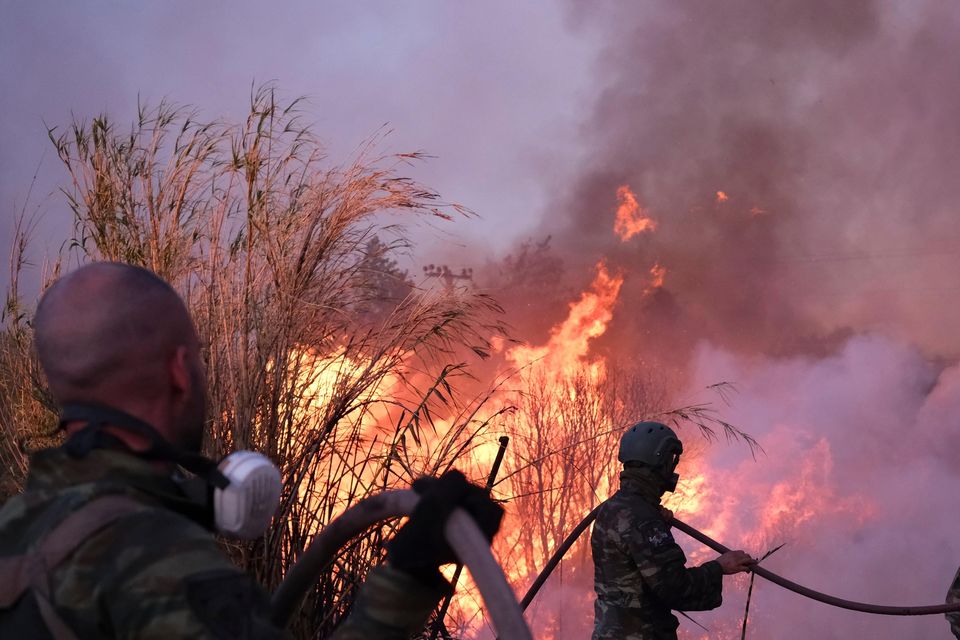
0,1 -> 596,287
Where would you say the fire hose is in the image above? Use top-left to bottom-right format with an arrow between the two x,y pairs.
520,507 -> 960,617
271,489 -> 532,640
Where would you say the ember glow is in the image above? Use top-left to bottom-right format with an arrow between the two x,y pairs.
647,263 -> 667,290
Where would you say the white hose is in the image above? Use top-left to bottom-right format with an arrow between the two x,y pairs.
271,489 -> 532,640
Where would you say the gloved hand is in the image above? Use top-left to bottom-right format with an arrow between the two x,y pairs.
387,470 -> 504,585
716,549 -> 756,575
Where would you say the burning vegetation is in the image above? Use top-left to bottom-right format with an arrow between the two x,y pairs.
1,88 -> 509,638
0,87 -> 762,639
7,0 -> 960,629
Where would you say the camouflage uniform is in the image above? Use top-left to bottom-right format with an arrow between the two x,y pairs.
0,446 -> 445,639
947,566 -> 960,638
591,467 -> 723,640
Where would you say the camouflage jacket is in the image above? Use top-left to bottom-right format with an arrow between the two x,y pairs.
947,566 -> 960,638
591,468 -> 723,640
0,446 -> 445,639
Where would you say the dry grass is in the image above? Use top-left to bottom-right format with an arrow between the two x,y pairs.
5,85 -> 510,639
2,84 -> 756,640
0,214 -> 60,497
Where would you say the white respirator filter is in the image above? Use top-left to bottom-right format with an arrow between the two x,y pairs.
213,451 -> 282,539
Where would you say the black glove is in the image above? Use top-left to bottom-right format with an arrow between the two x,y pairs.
387,470 -> 504,584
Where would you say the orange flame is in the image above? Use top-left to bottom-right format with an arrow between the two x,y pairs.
293,181 -> 831,638
614,185 -> 656,241
507,261 -> 623,376
290,258 -> 630,637
757,439 -> 872,535
648,263 -> 666,290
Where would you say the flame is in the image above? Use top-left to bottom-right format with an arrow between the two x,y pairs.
294,348 -> 402,436
673,436 -> 877,578
291,183 -> 813,639
613,185 -> 657,241
665,471 -> 707,517
757,438 -> 873,535
648,263 -> 666,290
507,261 -> 623,376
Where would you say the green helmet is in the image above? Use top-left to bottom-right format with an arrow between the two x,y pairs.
618,421 -> 683,491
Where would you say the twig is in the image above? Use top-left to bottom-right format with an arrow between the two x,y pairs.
740,543 -> 785,640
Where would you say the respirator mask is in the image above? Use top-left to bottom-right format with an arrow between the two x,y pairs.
59,403 -> 282,540
662,446 -> 682,493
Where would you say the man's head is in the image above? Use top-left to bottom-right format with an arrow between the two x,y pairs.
618,421 -> 683,493
33,262 -> 206,452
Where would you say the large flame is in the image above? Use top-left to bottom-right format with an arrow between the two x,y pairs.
507,261 -> 623,377
291,185 -> 878,640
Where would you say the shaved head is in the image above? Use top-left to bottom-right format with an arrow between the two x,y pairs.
34,262 -> 206,450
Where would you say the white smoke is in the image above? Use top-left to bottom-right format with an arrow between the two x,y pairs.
674,334 -> 960,639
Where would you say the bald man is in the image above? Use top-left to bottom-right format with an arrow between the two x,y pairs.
0,263 -> 495,639
34,263 -> 209,454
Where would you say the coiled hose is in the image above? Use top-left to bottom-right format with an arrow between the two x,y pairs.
521,507 -> 960,617
271,489 -> 532,640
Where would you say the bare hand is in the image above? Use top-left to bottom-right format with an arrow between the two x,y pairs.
716,550 -> 755,575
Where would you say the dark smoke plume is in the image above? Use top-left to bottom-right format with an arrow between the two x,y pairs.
511,0 -> 960,364
487,4 -> 960,638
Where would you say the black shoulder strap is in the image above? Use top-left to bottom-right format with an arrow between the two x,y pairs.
58,403 -> 228,488
59,403 -> 178,461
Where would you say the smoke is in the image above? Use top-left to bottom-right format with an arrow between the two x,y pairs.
492,2 -> 960,637
508,0 -> 960,362
6,2 -> 960,636
0,1 -> 590,295
678,335 -> 959,638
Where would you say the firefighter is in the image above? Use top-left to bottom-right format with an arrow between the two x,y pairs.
591,421 -> 755,640
0,262 -> 501,639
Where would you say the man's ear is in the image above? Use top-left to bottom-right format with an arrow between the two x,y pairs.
169,345 -> 192,397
